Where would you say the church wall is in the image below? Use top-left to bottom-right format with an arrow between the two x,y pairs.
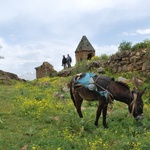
75,51 -> 95,63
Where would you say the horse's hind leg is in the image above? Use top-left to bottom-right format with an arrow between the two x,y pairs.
94,100 -> 104,127
74,94 -> 83,118
102,103 -> 108,128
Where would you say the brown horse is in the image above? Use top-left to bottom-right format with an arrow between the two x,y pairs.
70,73 -> 146,128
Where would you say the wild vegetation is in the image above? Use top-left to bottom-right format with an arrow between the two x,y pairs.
0,58 -> 150,150
118,39 -> 150,52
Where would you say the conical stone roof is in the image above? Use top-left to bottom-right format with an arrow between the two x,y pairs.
75,36 -> 95,53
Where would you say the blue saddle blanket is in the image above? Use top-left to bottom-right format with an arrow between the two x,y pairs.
76,72 -> 96,88
76,73 -> 110,101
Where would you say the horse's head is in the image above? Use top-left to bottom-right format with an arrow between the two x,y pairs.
129,88 -> 146,121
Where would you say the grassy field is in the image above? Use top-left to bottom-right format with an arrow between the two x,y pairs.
0,74 -> 150,150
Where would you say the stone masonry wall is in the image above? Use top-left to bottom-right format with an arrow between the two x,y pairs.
75,51 -> 95,63
104,49 -> 150,78
35,62 -> 57,79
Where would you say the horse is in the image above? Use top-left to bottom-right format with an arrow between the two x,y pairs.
69,73 -> 146,128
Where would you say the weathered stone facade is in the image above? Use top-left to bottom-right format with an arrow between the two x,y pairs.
75,36 -> 95,63
35,62 -> 57,79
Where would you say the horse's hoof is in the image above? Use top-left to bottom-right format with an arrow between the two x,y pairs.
94,122 -> 98,127
78,114 -> 83,118
104,125 -> 108,128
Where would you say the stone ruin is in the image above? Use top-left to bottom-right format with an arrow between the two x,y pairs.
35,62 -> 57,79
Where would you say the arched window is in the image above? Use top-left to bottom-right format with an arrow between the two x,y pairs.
87,53 -> 92,60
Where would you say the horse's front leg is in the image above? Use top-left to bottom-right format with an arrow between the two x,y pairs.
94,100 -> 103,127
102,103 -> 108,128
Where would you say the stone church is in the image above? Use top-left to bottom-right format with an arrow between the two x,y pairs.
75,35 -> 95,63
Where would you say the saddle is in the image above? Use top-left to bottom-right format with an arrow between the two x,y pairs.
74,73 -> 114,103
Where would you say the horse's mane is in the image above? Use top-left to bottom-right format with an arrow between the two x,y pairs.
115,81 -> 130,90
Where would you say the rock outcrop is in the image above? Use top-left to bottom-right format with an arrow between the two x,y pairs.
0,70 -> 23,84
104,49 -> 150,78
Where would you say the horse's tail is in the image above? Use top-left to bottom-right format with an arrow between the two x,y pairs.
69,78 -> 76,107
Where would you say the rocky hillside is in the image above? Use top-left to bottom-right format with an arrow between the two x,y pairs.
57,48 -> 150,79
0,70 -> 24,84
104,48 -> 150,78
1,48 -> 149,83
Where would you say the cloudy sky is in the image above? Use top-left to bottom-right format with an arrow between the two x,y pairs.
0,0 -> 150,80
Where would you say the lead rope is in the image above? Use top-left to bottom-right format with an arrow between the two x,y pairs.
93,76 -> 114,100
94,76 -> 114,114
92,76 -> 114,112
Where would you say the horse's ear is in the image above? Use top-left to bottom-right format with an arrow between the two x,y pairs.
139,88 -> 146,97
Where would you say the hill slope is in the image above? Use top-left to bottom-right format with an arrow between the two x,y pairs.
0,71 -> 150,149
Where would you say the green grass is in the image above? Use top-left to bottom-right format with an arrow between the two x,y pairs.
0,75 -> 150,150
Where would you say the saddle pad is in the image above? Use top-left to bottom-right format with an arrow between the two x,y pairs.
76,72 -> 96,87
75,72 -> 110,102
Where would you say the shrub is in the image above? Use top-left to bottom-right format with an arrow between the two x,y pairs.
118,41 -> 132,51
